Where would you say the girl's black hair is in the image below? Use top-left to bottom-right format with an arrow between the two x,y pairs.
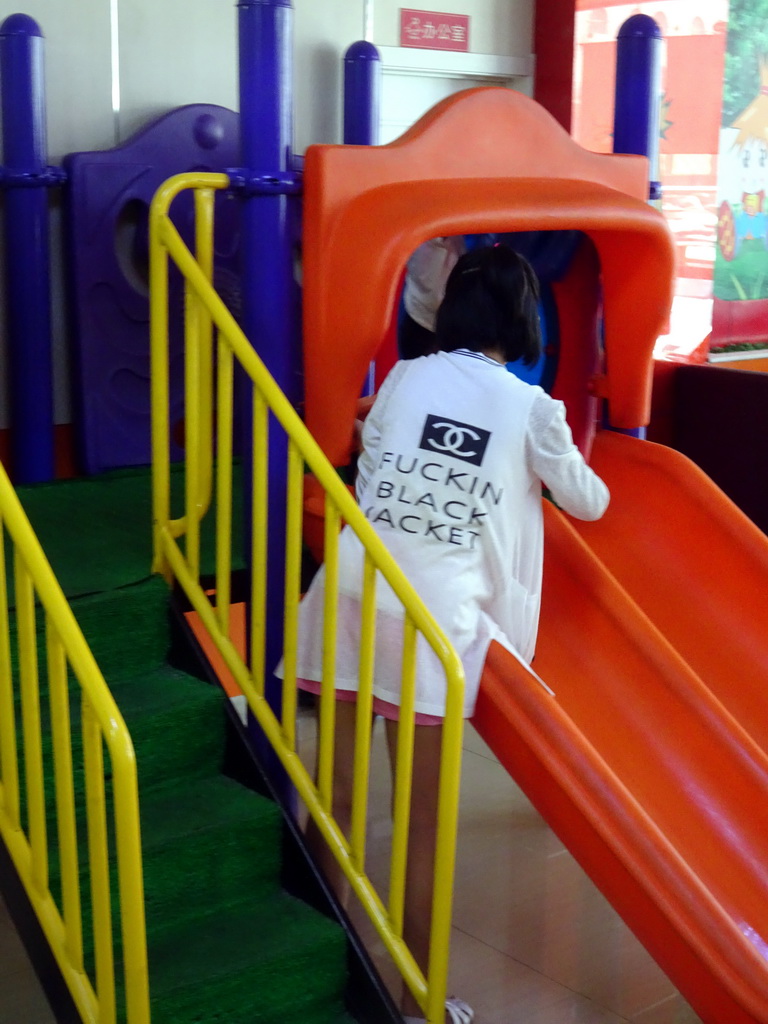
434,243 -> 542,366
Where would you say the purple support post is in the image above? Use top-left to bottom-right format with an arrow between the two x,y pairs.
613,14 -> 663,202
344,40 -> 380,393
0,14 -> 55,482
343,40 -> 381,146
238,0 -> 300,405
236,0 -> 300,791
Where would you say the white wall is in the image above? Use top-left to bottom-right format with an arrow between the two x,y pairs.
116,0 -> 239,143
0,0 -> 533,431
0,0 -> 114,162
293,0 -> 364,151
1,0 -> 533,159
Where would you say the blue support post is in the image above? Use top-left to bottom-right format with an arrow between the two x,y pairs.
610,13 -> 663,439
236,0 -> 300,794
613,13 -> 663,202
343,40 -> 381,146
0,14 -> 55,482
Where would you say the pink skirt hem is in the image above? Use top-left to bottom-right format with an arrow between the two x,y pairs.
297,678 -> 443,726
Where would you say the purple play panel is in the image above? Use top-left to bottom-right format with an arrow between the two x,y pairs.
64,104 -> 242,473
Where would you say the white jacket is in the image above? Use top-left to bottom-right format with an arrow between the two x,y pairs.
293,350 -> 609,717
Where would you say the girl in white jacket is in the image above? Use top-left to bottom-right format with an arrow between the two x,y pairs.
295,245 -> 610,1023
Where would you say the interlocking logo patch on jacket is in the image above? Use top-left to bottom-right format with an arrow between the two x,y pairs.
418,415 -> 490,467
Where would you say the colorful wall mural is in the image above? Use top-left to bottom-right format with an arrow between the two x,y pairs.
713,0 -> 768,346
573,0 -> 768,353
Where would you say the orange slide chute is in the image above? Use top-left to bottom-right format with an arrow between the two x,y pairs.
473,434 -> 768,1024
574,430 -> 768,753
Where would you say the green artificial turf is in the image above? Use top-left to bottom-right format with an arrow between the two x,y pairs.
9,463 -> 244,603
4,484 -> 353,1024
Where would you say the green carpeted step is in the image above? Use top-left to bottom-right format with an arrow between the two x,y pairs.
11,580 -> 221,796
10,468 -> 158,599
111,666 -> 227,787
21,665 -> 227,829
10,462 -> 244,604
68,577 -> 173,684
46,774 -> 283,924
48,771 -> 287,987
136,894 -> 349,1024
27,666 -> 233,971
138,774 -> 284,926
6,577 -> 172,690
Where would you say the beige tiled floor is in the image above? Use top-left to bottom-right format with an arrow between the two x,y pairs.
0,715 -> 703,1024
0,893 -> 56,1024
297,710 -> 704,1024
448,728 -> 702,1024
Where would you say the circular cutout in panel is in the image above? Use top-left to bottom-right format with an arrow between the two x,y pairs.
114,198 -> 150,297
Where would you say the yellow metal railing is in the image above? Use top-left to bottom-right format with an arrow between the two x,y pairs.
0,462 -> 149,1024
149,172 -> 465,1024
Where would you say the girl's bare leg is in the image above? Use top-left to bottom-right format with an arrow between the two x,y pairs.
385,720 -> 444,1019
304,699 -> 360,907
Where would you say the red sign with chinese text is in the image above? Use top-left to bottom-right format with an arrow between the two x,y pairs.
400,9 -> 470,51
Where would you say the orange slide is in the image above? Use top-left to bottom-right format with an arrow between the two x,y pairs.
473,431 -> 768,1024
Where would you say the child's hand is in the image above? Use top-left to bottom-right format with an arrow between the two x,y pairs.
353,419 -> 365,455
353,395 -> 376,455
356,394 -> 376,420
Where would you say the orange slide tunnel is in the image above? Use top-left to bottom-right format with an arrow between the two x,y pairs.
299,88 -> 768,1023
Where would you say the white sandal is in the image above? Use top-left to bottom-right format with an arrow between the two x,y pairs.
446,997 -> 474,1023
402,995 -> 475,1023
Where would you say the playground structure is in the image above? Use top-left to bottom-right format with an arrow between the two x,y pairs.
3,5 -> 768,1024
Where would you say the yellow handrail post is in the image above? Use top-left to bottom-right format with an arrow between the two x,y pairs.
16,553 -> 49,897
46,622 -> 85,973
389,616 -> 418,939
350,555 -> 376,871
112,741 -> 151,1024
150,194 -> 172,581
0,510 -> 21,832
318,499 -> 341,814
82,696 -> 117,1024
281,440 -> 304,751
184,274 -> 203,582
425,675 -> 465,1024
215,337 -> 234,637
194,186 -> 216,513
250,391 -> 269,691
